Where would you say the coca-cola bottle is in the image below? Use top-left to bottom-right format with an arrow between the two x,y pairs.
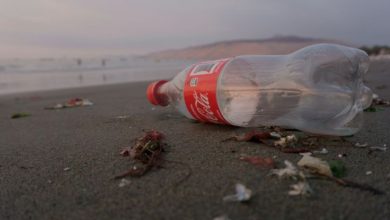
146,44 -> 373,136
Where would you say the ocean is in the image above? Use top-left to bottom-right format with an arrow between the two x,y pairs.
0,56 -> 193,95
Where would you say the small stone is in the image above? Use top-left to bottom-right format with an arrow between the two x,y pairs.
63,167 -> 71,171
366,171 -> 373,175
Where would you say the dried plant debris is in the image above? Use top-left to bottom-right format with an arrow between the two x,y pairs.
369,146 -> 387,152
354,142 -> 387,154
355,142 -> 368,148
270,160 -> 299,179
296,153 -> 384,195
365,93 -> 390,112
372,94 -> 390,106
271,160 -> 312,196
225,130 -> 349,154
11,112 -> 31,119
115,130 -> 166,178
223,183 -> 252,202
288,182 -> 313,196
269,154 -> 384,195
298,153 -> 346,178
45,98 -> 93,110
298,153 -> 333,177
240,156 -> 275,168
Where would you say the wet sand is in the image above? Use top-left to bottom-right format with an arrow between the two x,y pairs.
0,60 -> 389,220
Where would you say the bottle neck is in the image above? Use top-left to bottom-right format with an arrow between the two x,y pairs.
146,80 -> 170,106
156,82 -> 170,106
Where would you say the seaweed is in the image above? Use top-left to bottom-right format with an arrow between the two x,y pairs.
115,130 -> 166,178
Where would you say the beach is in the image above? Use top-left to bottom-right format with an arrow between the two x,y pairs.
1,60 -> 390,220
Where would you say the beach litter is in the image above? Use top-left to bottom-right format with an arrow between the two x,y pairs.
364,93 -> 390,112
240,156 -> 275,168
355,142 -> 368,148
298,153 -> 346,178
369,146 -> 387,152
63,167 -> 71,171
288,181 -> 313,196
298,154 -> 383,194
269,153 -> 384,195
271,161 -> 312,196
372,94 -> 390,106
224,129 -> 384,195
298,153 -> 333,177
224,130 -> 349,154
11,113 -> 31,119
224,131 -> 309,153
223,183 -> 252,202
270,160 -> 299,179
354,142 -> 387,154
118,178 -> 131,187
45,98 -> 93,110
115,130 -> 166,178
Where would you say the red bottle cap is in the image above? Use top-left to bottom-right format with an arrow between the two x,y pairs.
146,80 -> 168,106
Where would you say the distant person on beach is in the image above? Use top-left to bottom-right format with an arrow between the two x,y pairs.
76,58 -> 82,66
78,73 -> 84,83
101,59 -> 106,67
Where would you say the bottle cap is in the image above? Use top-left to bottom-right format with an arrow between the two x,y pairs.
146,80 -> 168,106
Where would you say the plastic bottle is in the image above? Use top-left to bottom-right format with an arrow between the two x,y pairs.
146,44 -> 373,136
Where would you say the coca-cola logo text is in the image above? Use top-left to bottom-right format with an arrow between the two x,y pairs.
193,91 -> 218,122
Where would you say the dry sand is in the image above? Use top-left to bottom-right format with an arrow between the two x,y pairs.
0,60 -> 389,220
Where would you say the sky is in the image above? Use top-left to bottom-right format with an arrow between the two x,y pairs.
1,0 -> 389,58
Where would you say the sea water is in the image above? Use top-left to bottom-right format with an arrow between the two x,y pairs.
0,56 -> 193,95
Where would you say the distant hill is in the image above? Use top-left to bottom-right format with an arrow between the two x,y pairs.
147,36 -> 352,60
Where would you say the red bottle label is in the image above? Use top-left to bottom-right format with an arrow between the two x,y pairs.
183,58 -> 231,124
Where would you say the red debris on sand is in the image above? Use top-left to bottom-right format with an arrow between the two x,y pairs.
120,149 -> 130,157
115,130 -> 166,179
228,131 -> 272,142
240,156 -> 275,168
45,98 -> 93,110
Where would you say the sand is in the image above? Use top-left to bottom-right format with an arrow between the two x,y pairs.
0,60 -> 389,220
